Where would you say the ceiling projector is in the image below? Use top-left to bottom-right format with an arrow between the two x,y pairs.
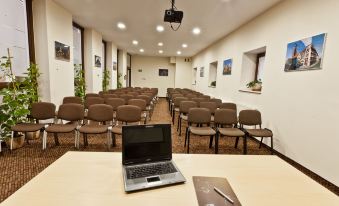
164,9 -> 183,24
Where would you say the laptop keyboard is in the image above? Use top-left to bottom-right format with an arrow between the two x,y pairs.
126,162 -> 177,179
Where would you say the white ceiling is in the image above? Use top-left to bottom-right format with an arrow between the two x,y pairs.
54,0 -> 283,57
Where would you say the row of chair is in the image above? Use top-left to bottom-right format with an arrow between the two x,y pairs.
166,87 -> 274,155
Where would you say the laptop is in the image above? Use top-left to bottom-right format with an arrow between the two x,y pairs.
122,124 -> 186,192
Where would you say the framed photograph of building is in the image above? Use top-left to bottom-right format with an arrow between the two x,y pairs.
223,59 -> 232,75
55,41 -> 70,61
95,55 -> 101,68
200,67 -> 204,77
159,69 -> 168,76
285,33 -> 326,72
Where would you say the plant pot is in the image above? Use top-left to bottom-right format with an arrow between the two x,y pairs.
251,83 -> 262,91
25,131 -> 40,140
5,135 -> 25,150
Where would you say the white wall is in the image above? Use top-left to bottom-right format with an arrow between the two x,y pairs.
106,42 -> 118,89
84,29 -> 102,93
175,57 -> 192,89
192,0 -> 339,186
131,55 -> 175,97
33,0 -> 74,105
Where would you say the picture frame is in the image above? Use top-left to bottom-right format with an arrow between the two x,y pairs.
159,69 -> 168,76
223,59 -> 232,75
113,61 -> 117,71
200,67 -> 204,77
55,41 -> 70,61
284,33 -> 326,72
95,55 -> 101,68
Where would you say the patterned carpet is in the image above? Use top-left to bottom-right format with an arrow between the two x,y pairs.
0,98 -> 337,202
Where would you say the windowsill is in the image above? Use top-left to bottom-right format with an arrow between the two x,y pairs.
239,89 -> 262,94
208,86 -> 216,88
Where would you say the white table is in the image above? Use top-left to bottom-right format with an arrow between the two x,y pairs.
1,152 -> 338,205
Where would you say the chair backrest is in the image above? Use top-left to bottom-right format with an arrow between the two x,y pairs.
239,110 -> 262,126
85,93 -> 100,99
105,98 -> 125,110
185,94 -> 197,99
87,104 -> 113,122
31,102 -> 56,120
199,102 -> 218,114
191,97 -> 206,107
179,101 -> 198,113
214,109 -> 238,125
62,96 -> 83,105
85,97 -> 104,109
209,98 -> 222,107
108,89 -> 116,94
173,97 -> 188,107
120,94 -> 134,103
127,92 -> 138,97
128,99 -> 146,111
220,103 -> 237,113
136,95 -> 151,106
116,105 -> 142,123
103,94 -> 118,100
201,95 -> 211,100
58,103 -> 84,121
188,108 -> 211,124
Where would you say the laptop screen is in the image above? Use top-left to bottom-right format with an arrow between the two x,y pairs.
122,124 -> 172,165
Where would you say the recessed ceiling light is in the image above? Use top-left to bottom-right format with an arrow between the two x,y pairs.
177,51 -> 182,55
117,22 -> 126,30
182,43 -> 188,48
139,48 -> 144,53
132,40 -> 138,45
158,42 -> 163,46
159,50 -> 163,54
156,25 -> 164,32
192,27 -> 201,35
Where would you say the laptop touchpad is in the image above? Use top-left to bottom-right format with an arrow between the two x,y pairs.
147,176 -> 161,183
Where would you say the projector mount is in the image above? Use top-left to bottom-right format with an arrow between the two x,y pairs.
164,0 -> 183,31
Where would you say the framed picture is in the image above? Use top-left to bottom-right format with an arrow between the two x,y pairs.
159,69 -> 168,76
95,55 -> 101,68
200,67 -> 204,77
223,59 -> 232,75
285,33 -> 326,72
113,61 -> 117,71
55,41 -> 70,61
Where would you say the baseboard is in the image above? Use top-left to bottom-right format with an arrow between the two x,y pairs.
249,137 -> 339,195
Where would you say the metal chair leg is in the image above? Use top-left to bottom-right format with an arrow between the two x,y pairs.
10,131 -> 14,150
215,132 -> 219,154
187,131 -> 191,153
235,137 -> 239,148
209,135 -> 214,148
259,137 -> 263,148
243,135 -> 247,155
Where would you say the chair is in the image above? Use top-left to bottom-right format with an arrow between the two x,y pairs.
105,98 -> 126,122
177,101 -> 198,136
120,94 -> 134,103
172,97 -> 188,124
238,110 -> 274,154
85,93 -> 100,99
63,96 -> 83,105
191,97 -> 205,107
11,102 -> 56,150
78,104 -> 113,149
111,105 -> 142,146
103,94 -> 118,102
209,98 -> 222,108
45,104 -> 84,149
128,99 -> 148,124
185,108 -> 216,153
185,94 -> 197,100
136,95 -> 152,120
214,109 -> 245,154
199,102 -> 218,114
220,103 -> 237,113
84,97 -> 104,110
201,95 -> 211,100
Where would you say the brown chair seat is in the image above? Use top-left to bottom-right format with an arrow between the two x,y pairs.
79,125 -> 109,134
246,129 -> 273,137
189,126 -> 216,136
111,125 -> 122,135
45,123 -> 77,133
11,123 -> 45,132
219,128 -> 245,137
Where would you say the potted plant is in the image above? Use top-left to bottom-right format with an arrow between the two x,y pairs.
0,49 -> 31,148
117,73 -> 122,89
74,64 -> 86,101
246,79 -> 262,91
102,69 -> 110,92
210,81 -> 216,87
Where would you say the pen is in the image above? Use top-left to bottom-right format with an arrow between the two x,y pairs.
214,186 -> 234,204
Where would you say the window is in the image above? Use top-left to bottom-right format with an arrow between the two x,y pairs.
72,23 -> 83,66
209,61 -> 217,88
240,46 -> 266,93
192,67 -> 197,85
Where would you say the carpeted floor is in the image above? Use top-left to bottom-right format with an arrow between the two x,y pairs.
0,98 -> 337,202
